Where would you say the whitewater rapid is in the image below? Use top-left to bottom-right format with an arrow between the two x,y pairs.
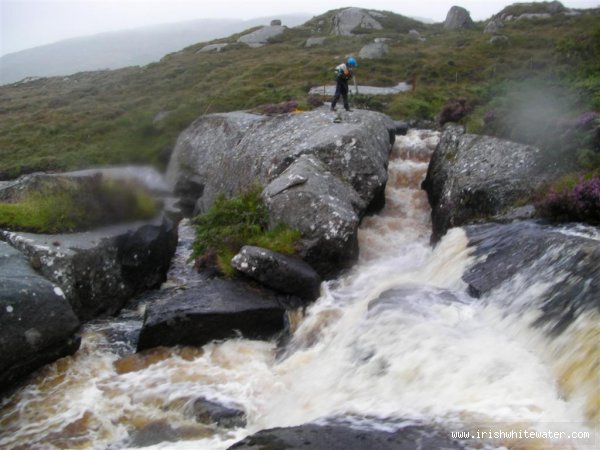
0,130 -> 597,450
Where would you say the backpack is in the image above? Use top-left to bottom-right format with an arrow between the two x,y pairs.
334,63 -> 352,81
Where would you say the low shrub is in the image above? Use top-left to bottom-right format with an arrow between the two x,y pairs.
191,185 -> 301,276
536,175 -> 600,224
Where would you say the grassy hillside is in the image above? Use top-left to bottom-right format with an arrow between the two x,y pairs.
0,6 -> 599,180
0,15 -> 311,85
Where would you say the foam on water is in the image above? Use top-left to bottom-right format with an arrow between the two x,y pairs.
1,130 -> 597,450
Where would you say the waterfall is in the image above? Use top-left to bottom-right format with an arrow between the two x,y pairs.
0,130 -> 597,450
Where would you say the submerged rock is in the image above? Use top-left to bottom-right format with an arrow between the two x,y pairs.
188,397 -> 246,428
0,241 -> 80,391
228,420 -> 466,449
128,421 -> 179,448
464,221 -> 600,333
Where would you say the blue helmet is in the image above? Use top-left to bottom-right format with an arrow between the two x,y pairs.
347,56 -> 357,67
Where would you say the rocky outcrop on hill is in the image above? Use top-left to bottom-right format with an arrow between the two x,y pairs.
167,107 -> 396,277
421,125 -> 546,242
198,43 -> 228,53
495,1 -> 567,20
330,8 -> 383,35
408,29 -> 425,41
0,241 -> 80,391
490,35 -> 510,46
484,18 -> 504,33
464,221 -> 600,333
238,25 -> 286,47
305,37 -> 327,47
443,6 -> 475,29
359,41 -> 389,59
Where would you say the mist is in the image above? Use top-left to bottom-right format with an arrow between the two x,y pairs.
2,0 -> 599,56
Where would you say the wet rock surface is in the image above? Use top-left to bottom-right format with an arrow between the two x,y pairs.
136,274 -> 291,351
228,420 -> 466,450
188,397 -> 246,428
1,215 -> 178,321
264,155 -> 364,277
0,241 -> 80,392
422,125 -> 547,242
464,221 -> 600,332
231,245 -> 322,301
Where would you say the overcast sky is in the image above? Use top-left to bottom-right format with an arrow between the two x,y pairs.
1,0 -> 599,56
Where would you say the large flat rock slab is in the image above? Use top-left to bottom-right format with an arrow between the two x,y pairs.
136,275 -> 290,351
1,215 -> 178,321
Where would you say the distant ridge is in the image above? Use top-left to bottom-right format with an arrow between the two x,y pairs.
0,14 -> 310,85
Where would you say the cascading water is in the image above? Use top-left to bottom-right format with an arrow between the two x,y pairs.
0,130 -> 597,450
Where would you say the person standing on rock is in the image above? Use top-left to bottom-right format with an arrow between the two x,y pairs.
331,56 -> 358,112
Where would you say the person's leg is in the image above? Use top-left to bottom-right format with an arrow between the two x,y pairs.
341,82 -> 350,111
331,79 -> 343,110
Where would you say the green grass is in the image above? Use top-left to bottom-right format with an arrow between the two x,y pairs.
0,177 -> 159,233
191,185 -> 301,276
0,8 -> 599,180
